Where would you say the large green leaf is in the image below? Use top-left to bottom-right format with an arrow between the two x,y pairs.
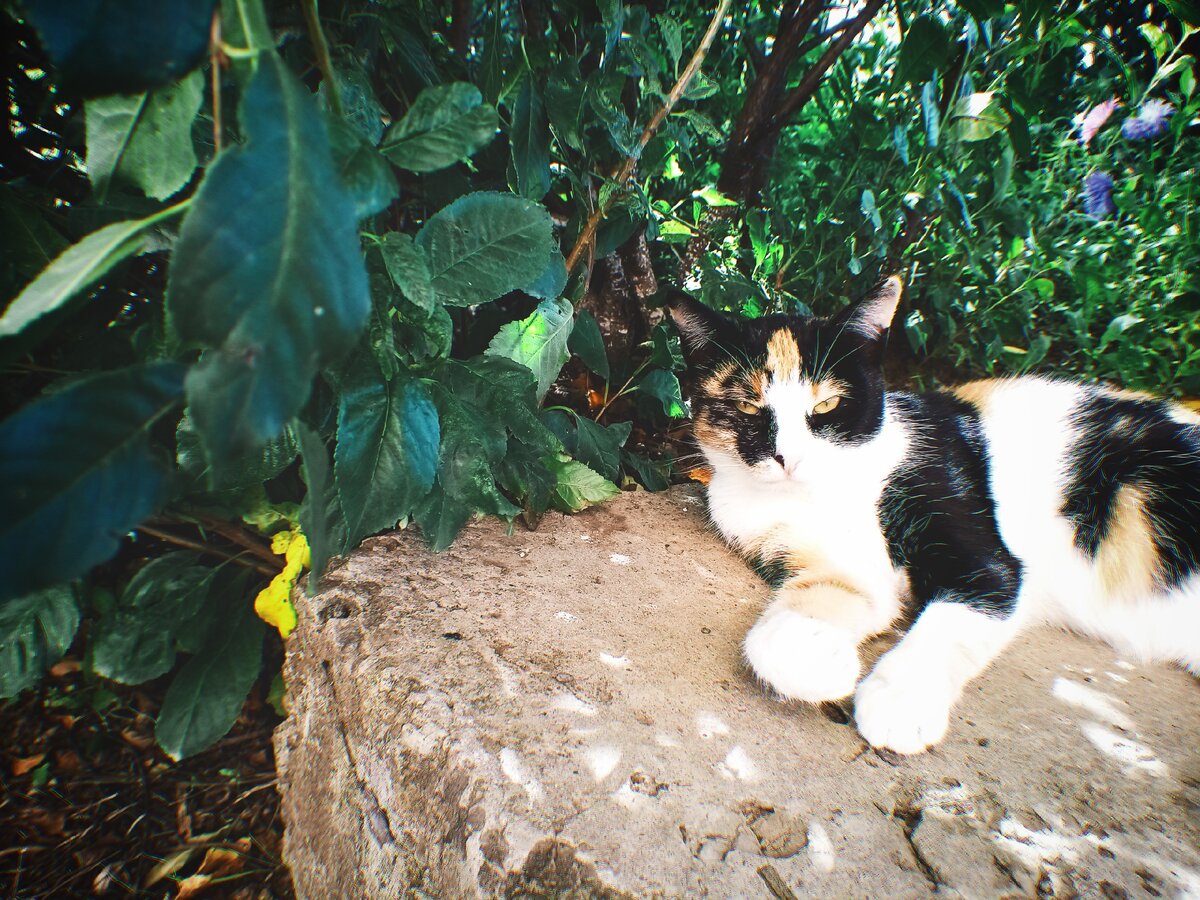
0,206 -> 181,339
573,417 -> 631,483
85,71 -> 204,201
326,116 -> 399,220
377,233 -> 436,312
415,192 -> 555,306
485,296 -> 574,402
0,363 -> 184,602
167,54 -> 370,469
0,585 -> 79,699
637,369 -> 687,418
155,570 -> 264,761
21,0 -> 217,97
511,79 -> 551,199
336,361 -> 440,547
948,92 -> 1012,142
569,310 -> 610,381
90,552 -> 216,685
896,15 -> 953,88
413,481 -> 473,551
550,456 -> 620,513
379,83 -> 499,172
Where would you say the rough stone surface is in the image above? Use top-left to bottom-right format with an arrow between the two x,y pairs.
274,487 -> 1200,899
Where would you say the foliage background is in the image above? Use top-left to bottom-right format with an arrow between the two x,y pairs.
1,0 -> 1197,760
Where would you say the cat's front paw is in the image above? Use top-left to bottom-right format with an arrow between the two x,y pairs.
853,664 -> 953,755
743,608 -> 861,702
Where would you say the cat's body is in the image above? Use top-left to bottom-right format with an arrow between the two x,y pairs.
669,278 -> 1200,754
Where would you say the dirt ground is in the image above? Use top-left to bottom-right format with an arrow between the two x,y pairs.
0,663 -> 293,898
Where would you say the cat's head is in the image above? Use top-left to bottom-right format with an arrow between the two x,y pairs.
666,277 -> 902,484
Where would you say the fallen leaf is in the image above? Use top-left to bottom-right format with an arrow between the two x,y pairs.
49,658 -> 82,676
20,807 -> 65,836
54,749 -> 82,774
144,848 -> 195,888
175,873 -> 212,899
120,728 -> 155,751
12,753 -> 46,776
197,847 -> 243,879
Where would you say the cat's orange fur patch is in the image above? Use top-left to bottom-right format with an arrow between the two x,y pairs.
1096,484 -> 1160,599
951,379 -> 1002,410
765,329 -> 801,380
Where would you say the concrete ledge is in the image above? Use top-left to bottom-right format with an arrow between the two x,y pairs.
275,487 -> 1200,898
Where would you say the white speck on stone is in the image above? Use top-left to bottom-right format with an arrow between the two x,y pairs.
551,693 -> 596,716
599,652 -> 631,668
718,745 -> 756,781
554,610 -> 578,623
1105,671 -> 1129,684
609,553 -> 631,565
586,746 -> 621,781
499,748 -> 543,800
807,822 -> 835,872
655,733 -> 679,748
691,560 -> 716,581
1116,659 -> 1136,670
611,781 -> 648,811
1052,677 -> 1133,729
580,534 -> 591,542
993,817 -> 1081,868
1080,722 -> 1167,776
695,712 -> 730,740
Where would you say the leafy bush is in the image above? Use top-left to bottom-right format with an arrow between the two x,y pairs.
2,0 -> 1196,758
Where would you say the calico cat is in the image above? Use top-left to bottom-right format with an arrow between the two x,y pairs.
666,277 -> 1200,754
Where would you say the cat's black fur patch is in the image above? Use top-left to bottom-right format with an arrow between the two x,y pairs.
880,393 -> 1023,616
1063,393 -> 1200,587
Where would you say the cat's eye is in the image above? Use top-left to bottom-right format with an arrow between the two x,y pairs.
812,396 -> 841,415
735,399 -> 761,415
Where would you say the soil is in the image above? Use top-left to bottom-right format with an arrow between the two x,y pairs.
0,662 -> 293,899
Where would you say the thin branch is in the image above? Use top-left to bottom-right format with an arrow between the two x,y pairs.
792,17 -> 859,59
300,0 -> 341,116
210,9 -> 223,153
137,523 -> 279,577
564,0 -> 733,273
770,0 -> 887,129
188,514 -> 281,566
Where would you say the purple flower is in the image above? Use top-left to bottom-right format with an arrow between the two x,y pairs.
1083,171 -> 1115,218
1080,98 -> 1121,145
1121,99 -> 1175,140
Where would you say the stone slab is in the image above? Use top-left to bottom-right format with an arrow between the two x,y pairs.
274,486 -> 1200,898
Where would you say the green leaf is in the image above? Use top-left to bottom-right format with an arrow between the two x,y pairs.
949,91 -> 1011,142
177,414 -> 298,491
897,15 -> 953,87
167,54 -> 370,470
20,0 -> 217,97
568,310 -> 609,381
573,417 -> 631,483
0,207 -> 179,339
522,251 -> 568,301
155,570 -> 264,761
656,14 -> 683,72
377,232 -> 436,312
622,449 -> 670,491
637,368 -> 687,418
545,64 -> 586,152
297,421 -> 344,588
0,363 -> 184,602
336,361 -> 440,547
85,71 -> 203,201
415,192 -> 555,306
495,437 -> 557,515
326,116 -> 399,220
550,456 -> 620,513
379,82 -> 499,173
649,323 -> 685,371
921,79 -> 941,148
860,189 -> 882,231
485,296 -> 574,402
511,79 -> 551,200
0,585 -> 79,699
90,553 -> 216,685
413,480 -> 472,551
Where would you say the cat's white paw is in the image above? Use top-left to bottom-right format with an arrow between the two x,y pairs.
744,608 -> 861,702
853,664 -> 953,755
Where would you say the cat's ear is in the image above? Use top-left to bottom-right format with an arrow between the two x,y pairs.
663,289 -> 738,364
836,276 -> 903,337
